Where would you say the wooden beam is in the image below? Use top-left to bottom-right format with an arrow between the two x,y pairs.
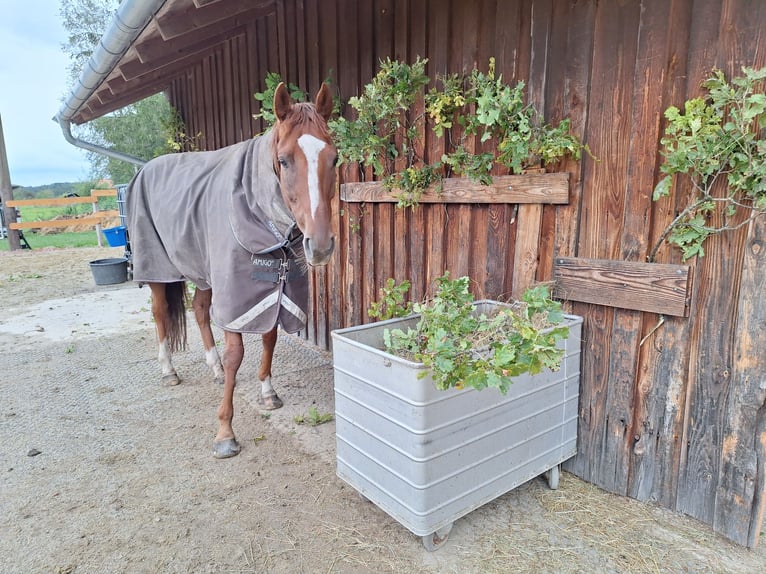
9,212 -> 119,230
122,27 -> 247,81
553,257 -> 692,317
7,197 -> 98,207
156,0 -> 274,40
134,12 -> 262,64
340,173 -> 570,204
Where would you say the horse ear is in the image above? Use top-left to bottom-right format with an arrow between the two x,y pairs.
315,83 -> 333,121
273,82 -> 292,122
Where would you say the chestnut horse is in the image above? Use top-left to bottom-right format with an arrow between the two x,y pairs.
125,84 -> 336,458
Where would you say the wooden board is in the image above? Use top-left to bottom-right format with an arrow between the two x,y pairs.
553,257 -> 692,317
340,173 -> 569,204
9,212 -> 120,230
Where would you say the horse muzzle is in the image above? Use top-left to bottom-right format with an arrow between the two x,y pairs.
304,235 -> 335,266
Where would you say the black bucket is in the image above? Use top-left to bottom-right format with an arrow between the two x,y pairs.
89,258 -> 128,285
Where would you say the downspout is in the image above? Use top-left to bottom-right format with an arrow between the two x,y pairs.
54,0 -> 168,167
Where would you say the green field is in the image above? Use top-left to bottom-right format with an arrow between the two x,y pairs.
15,197 -> 118,222
2,197 -> 122,251
0,231 -> 102,251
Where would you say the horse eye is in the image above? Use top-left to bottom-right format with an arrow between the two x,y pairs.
278,157 -> 288,168
332,155 -> 339,167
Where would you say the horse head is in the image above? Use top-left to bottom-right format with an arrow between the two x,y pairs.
272,82 -> 337,266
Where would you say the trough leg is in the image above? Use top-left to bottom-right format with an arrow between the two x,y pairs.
256,327 -> 283,410
212,330 -> 243,458
191,288 -> 224,384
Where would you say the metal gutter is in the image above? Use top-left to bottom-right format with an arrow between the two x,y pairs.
54,0 -> 168,167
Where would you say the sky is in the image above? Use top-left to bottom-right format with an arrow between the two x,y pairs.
0,0 -> 94,187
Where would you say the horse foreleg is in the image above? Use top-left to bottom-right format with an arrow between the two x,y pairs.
149,283 -> 180,386
256,327 -> 283,410
213,330 -> 243,458
191,287 -> 224,384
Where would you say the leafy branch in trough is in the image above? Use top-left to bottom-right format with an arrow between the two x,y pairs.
377,273 -> 569,394
651,66 -> 766,261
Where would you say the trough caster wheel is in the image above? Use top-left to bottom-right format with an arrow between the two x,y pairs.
544,465 -> 560,490
421,523 -> 453,552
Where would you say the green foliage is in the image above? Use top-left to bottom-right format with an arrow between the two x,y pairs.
253,72 -> 308,128
368,278 -> 414,320
253,71 -> 342,132
652,66 -> 766,261
330,57 -> 430,179
293,406 -> 334,426
62,0 -> 184,184
382,273 -> 569,394
330,57 -> 587,207
81,93 -> 188,184
60,0 -> 121,84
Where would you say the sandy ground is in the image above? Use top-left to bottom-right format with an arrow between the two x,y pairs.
1,246 -> 765,574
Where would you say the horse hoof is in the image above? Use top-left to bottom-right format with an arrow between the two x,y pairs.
162,373 -> 181,386
212,438 -> 241,458
257,390 -> 283,410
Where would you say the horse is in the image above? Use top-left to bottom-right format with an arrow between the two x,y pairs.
125,83 -> 337,458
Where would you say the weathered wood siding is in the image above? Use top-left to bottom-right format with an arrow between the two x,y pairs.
166,0 -> 766,546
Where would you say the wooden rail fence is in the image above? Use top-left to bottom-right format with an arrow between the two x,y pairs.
5,189 -> 120,246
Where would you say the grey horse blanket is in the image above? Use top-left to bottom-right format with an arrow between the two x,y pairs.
126,131 -> 309,334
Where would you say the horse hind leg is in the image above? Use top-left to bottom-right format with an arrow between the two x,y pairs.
257,327 -> 283,410
191,287 -> 224,384
149,282 -> 182,386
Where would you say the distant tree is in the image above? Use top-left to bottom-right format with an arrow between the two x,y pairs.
60,0 -> 119,85
86,95 -> 182,185
59,0 -> 188,184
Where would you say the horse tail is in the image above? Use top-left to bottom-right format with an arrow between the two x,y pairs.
165,281 -> 188,353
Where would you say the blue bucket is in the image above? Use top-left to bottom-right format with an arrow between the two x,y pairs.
102,225 -> 127,247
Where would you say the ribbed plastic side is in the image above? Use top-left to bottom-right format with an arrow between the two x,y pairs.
332,306 -> 582,537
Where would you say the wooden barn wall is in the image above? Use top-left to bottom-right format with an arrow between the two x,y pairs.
166,0 -> 766,546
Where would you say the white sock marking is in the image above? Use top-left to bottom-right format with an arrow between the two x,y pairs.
261,376 -> 274,397
205,347 -> 224,379
158,339 -> 175,376
297,134 -> 327,219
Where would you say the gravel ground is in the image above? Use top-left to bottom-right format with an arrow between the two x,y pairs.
0,246 -> 765,573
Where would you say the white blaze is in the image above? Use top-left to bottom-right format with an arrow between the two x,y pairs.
297,134 -> 327,219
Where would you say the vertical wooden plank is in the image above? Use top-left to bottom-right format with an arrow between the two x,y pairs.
221,43 -> 234,145
548,0 -> 594,262
626,0 -> 692,505
407,0 -> 428,303
711,0 -> 766,547
374,202 -> 396,299
714,218 -> 766,547
536,0 -> 566,285
597,0 -> 646,497
468,208 -> 489,300
562,0 -> 636,490
425,204 -> 447,293
304,0 -> 320,93
674,0 -> 726,525
510,203 -> 541,298
322,0 -> 341,340
483,203 -> 509,299
229,35 -> 244,142
295,0 -> 307,90
276,0 -> 288,76
336,0 -> 361,328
